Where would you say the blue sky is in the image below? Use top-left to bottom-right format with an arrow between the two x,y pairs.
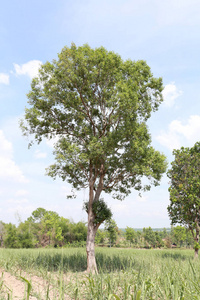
0,0 -> 200,228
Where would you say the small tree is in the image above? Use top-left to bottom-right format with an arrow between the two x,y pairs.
154,232 -> 164,248
41,211 -> 63,246
168,142 -> 200,258
125,226 -> 136,246
95,229 -> 106,245
70,221 -> 87,242
105,219 -> 118,247
17,221 -> 36,248
0,221 -> 5,247
21,43 -> 167,272
143,227 -> 156,248
4,223 -> 20,248
172,226 -> 186,247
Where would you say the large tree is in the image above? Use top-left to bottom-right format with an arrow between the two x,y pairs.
21,43 -> 167,272
168,142 -> 200,258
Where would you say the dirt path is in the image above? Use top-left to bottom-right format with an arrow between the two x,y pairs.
0,269 -> 37,299
0,268 -> 72,299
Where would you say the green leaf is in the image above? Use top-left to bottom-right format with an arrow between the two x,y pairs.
108,294 -> 121,300
136,290 -> 141,300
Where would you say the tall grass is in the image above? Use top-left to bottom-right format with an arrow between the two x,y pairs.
0,248 -> 199,299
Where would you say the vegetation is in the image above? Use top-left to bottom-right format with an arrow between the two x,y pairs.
0,208 -> 196,251
3,208 -> 87,249
168,142 -> 200,258
20,43 -> 167,272
125,226 -> 136,246
0,247 -> 199,299
104,219 -> 118,247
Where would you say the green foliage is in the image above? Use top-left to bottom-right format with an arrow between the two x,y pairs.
172,226 -> 186,247
2,215 -> 196,250
105,219 -> 118,247
95,229 -> 106,244
17,221 -> 36,248
20,276 -> 32,299
143,227 -> 156,248
84,198 -> 112,226
21,43 -> 167,201
70,221 -> 87,242
125,227 -> 136,246
168,142 -> 200,227
20,43 -> 167,270
0,221 -> 5,247
2,208 -> 88,249
154,232 -> 164,248
41,211 -> 64,245
194,242 -> 200,251
4,224 -> 20,248
28,207 -> 47,223
168,142 -> 200,253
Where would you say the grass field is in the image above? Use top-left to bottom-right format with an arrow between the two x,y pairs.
0,247 -> 199,299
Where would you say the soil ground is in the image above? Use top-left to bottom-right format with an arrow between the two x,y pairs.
0,268 -> 72,299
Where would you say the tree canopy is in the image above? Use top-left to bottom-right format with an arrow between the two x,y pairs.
125,226 -> 136,246
168,142 -> 200,257
21,43 -> 167,272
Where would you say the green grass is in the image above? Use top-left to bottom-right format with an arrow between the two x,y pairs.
0,247 -> 199,299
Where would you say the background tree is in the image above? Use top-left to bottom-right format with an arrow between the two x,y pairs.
185,230 -> 194,248
105,219 -> 118,247
159,228 -> 168,239
17,221 -> 36,248
0,221 -> 5,247
125,226 -> 136,246
28,207 -> 47,223
4,223 -> 20,248
143,227 -> 156,248
95,229 -> 106,245
59,216 -> 71,244
40,211 -> 63,246
172,226 -> 186,247
154,232 -> 164,248
168,142 -> 200,258
70,221 -> 87,242
21,43 -> 167,272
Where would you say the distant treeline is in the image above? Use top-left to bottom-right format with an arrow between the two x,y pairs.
120,228 -> 171,233
0,208 -> 194,249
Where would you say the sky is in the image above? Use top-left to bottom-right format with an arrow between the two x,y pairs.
0,0 -> 200,228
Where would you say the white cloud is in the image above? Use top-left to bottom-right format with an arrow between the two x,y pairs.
34,150 -> 47,159
0,73 -> 9,85
0,131 -> 13,158
0,130 -> 28,183
7,205 -> 35,215
13,60 -> 42,79
162,83 -> 182,107
156,115 -> 200,150
7,198 -> 29,204
15,190 -> 29,197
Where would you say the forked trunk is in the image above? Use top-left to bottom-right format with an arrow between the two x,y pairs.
86,209 -> 98,273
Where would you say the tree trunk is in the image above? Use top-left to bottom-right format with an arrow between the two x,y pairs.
86,162 -> 104,273
86,210 -> 98,273
194,247 -> 199,259
194,228 -> 199,259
